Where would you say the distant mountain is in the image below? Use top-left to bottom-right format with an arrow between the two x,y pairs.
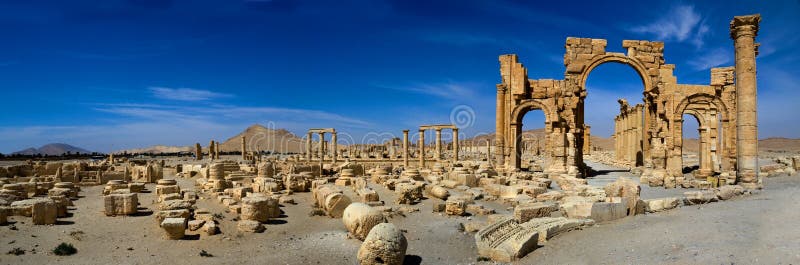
116,145 -> 194,154
12,143 -> 92,156
218,124 -> 305,153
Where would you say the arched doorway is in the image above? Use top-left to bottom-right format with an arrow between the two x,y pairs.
581,62 -> 648,168
509,99 -> 557,172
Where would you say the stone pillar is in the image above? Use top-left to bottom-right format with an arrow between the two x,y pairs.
730,14 -> 761,188
434,129 -> 442,160
583,125 -> 591,155
452,128 -> 459,163
495,84 -> 506,167
318,133 -> 325,162
486,140 -> 492,162
195,143 -> 202,160
418,130 -> 425,168
332,132 -> 338,165
403,130 -> 409,167
214,141 -> 220,159
241,136 -> 247,160
209,140 -> 215,160
306,132 -> 312,160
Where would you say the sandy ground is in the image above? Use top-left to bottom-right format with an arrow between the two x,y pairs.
1,160 -> 798,265
524,172 -> 800,264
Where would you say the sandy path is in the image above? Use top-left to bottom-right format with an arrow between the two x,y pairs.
522,173 -> 800,264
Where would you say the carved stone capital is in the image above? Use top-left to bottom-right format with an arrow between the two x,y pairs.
730,14 -> 760,39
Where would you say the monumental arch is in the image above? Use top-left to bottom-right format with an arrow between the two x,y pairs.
496,14 -> 761,188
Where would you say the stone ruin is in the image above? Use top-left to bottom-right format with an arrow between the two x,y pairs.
493,14 -> 763,191
1,13 -> 795,264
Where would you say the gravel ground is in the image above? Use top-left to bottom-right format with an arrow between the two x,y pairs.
1,159 -> 797,265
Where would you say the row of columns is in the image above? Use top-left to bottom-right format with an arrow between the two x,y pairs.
614,105 -> 644,167
305,131 -> 338,164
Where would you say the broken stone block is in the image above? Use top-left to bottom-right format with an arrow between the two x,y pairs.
201,221 -> 219,235
445,199 -> 467,216
159,199 -> 193,211
394,182 -> 423,205
683,191 -> 718,205
357,188 -> 380,202
357,223 -> 407,265
427,185 -> 449,200
278,195 -> 295,205
30,198 -> 57,225
514,202 -> 558,223
603,177 -> 640,216
47,187 -> 71,198
475,218 -> 539,262
158,193 -> 182,203
104,193 -> 139,216
155,209 -> 191,224
463,221 -> 488,233
188,220 -> 205,231
643,197 -> 680,213
715,185 -> 744,200
499,185 -> 522,199
455,173 -> 478,187
562,199 -> 626,222
161,217 -> 186,239
128,182 -> 146,193
334,177 -> 351,187
536,191 -> 564,201
519,217 -> 593,243
155,180 -> 180,196
10,198 -> 52,217
343,203 -> 387,241
589,200 -> 628,222
313,185 -> 352,218
237,220 -> 265,233
522,185 -> 546,198
49,195 -> 70,217
240,196 -> 278,222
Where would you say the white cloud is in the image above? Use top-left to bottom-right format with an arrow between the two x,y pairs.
630,4 -> 709,48
687,47 -> 733,71
382,81 -> 480,102
148,87 -> 233,101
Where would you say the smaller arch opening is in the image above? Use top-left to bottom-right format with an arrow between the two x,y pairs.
681,113 -> 701,174
518,108 -> 547,172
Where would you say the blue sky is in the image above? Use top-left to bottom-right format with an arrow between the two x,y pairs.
0,0 -> 798,153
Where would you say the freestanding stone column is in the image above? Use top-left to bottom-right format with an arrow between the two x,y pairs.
195,143 -> 202,160
241,136 -> 247,160
215,141 -> 220,159
332,132 -> 338,164
306,132 -> 312,160
318,133 -> 325,162
418,130 -> 425,168
495,84 -> 506,167
730,14 -> 761,188
402,130 -> 409,167
452,128 -> 459,163
434,129 -> 442,160
209,140 -> 215,160
486,140 -> 492,162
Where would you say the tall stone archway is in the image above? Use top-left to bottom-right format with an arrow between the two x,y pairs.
495,14 -> 761,188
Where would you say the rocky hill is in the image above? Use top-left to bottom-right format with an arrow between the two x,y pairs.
218,124 -> 306,153
12,143 -> 92,156
117,145 -> 194,154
